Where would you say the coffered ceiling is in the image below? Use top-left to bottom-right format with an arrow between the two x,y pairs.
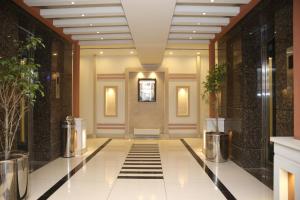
24,0 -> 252,65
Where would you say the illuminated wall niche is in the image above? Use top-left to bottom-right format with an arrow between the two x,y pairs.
104,86 -> 118,117
176,86 -> 190,117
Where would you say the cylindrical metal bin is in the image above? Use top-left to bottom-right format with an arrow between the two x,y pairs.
62,116 -> 75,158
205,132 -> 229,162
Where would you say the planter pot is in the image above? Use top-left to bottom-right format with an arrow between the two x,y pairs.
205,132 -> 229,163
0,152 -> 29,200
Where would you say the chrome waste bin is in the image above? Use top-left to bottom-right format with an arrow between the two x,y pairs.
62,116 -> 76,158
205,132 -> 229,162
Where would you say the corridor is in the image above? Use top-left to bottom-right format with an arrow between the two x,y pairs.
29,138 -> 272,200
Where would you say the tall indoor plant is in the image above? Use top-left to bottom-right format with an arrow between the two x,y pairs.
203,63 -> 228,162
0,36 -> 44,199
203,63 -> 227,134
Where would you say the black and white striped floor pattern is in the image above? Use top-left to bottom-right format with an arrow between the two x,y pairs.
117,143 -> 163,179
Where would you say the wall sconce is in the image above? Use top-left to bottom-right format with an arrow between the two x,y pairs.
52,72 -> 60,99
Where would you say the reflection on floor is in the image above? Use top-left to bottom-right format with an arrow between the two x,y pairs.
29,138 -> 273,200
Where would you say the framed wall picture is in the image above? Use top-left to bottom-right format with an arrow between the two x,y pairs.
104,86 -> 118,117
176,86 -> 190,117
138,78 -> 156,102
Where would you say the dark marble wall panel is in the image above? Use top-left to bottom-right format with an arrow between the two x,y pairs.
0,0 -> 73,169
218,0 -> 293,188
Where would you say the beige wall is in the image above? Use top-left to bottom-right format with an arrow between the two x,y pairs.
79,54 -> 209,137
128,72 -> 165,134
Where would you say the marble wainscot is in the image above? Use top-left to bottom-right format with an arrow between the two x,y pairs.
271,137 -> 300,200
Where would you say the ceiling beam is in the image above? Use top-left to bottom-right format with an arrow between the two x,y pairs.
53,17 -> 127,27
168,39 -> 210,44
72,33 -> 132,40
12,0 -> 73,43
174,5 -> 240,16
64,26 -> 130,34
171,26 -> 221,33
172,16 -> 229,26
169,33 -> 215,39
40,6 -> 124,18
212,0 -> 261,42
24,0 -> 121,6
79,40 -> 134,46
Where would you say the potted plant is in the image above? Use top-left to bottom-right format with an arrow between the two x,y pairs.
203,63 -> 228,162
0,36 -> 44,199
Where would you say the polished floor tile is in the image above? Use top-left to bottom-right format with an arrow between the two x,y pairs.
29,138 -> 274,200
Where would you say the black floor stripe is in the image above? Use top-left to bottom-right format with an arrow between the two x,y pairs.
125,160 -> 161,162
126,157 -> 160,159
180,139 -> 236,200
37,139 -> 112,200
120,171 -> 163,174
124,163 -> 161,165
118,177 -> 163,179
122,167 -> 162,170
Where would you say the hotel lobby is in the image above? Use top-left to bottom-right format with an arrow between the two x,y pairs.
0,0 -> 299,199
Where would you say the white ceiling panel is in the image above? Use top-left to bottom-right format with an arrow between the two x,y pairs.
172,17 -> 229,26
174,5 -> 240,16
64,26 -> 130,34
24,0 -> 121,6
72,33 -> 132,40
53,17 -> 127,27
170,26 -> 221,33
79,40 -> 134,46
176,0 -> 250,4
169,33 -> 215,40
168,39 -> 210,44
40,6 -> 124,18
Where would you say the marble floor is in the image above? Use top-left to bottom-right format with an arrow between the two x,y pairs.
29,138 -> 273,200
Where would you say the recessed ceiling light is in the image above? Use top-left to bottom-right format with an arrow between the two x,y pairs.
97,31 -> 100,34
52,53 -> 58,56
202,12 -> 206,15
71,1 -> 75,5
89,24 -> 93,26
197,22 -> 201,25
169,51 -> 173,55
189,37 -> 193,40
99,51 -> 104,55
100,37 -> 104,40
193,30 -> 196,33
210,0 -> 214,2
197,52 -> 201,55
81,14 -> 85,17
130,51 -> 134,54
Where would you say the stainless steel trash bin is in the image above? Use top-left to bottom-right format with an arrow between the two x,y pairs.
62,116 -> 75,158
205,132 -> 229,162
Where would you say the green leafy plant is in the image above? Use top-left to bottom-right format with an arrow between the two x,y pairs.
0,36 -> 44,159
203,63 -> 227,133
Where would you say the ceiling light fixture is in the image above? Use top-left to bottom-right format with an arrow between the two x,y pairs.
210,0 -> 214,2
52,53 -> 58,56
130,51 -> 134,54
202,12 -> 206,15
81,14 -> 85,17
97,31 -> 100,34
169,52 -> 173,55
90,24 -> 93,26
71,1 -> 75,5
197,23 -> 201,25
100,37 -> 104,40
189,37 -> 193,40
193,30 -> 196,33
99,51 -> 104,55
